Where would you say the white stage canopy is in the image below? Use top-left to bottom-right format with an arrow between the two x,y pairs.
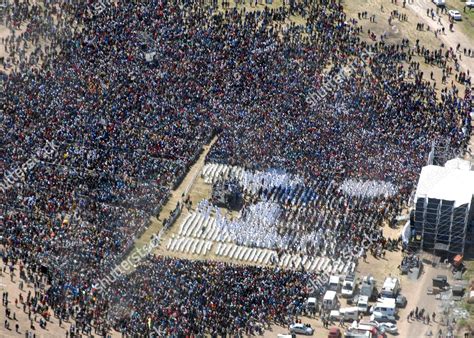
415,160 -> 474,207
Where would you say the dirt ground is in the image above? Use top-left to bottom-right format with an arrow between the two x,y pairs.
0,0 -> 61,74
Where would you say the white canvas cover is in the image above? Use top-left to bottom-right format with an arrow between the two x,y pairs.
415,164 -> 474,207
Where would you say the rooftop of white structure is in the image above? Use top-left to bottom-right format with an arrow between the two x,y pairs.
415,158 -> 474,207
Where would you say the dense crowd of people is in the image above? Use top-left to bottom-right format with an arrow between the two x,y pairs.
0,0 -> 472,336
108,256 -> 313,336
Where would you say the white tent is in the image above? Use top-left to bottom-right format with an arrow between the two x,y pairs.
444,158 -> 472,171
415,163 -> 474,208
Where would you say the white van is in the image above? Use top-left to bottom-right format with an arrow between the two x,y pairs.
380,277 -> 400,298
340,307 -> 360,321
357,295 -> 369,314
330,308 -> 359,322
466,0 -> 474,8
306,297 -> 317,311
323,290 -> 339,310
329,310 -> 341,321
371,298 -> 397,317
329,275 -> 342,292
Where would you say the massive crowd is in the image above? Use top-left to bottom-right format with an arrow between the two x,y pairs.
0,0 -> 472,336
108,256 -> 313,336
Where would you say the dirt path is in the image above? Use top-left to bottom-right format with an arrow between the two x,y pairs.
405,0 -> 474,73
118,136 -> 218,272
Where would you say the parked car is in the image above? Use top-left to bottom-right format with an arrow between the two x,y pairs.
357,295 -> 370,314
432,0 -> 446,6
329,310 -> 341,321
289,323 -> 314,335
448,10 -> 462,21
396,295 -> 407,308
305,297 -> 318,312
377,322 -> 398,334
360,321 -> 378,329
370,313 -> 397,323
432,275 -> 448,288
328,327 -> 342,338
331,307 -> 359,322
328,275 -> 342,292
465,0 -> 474,9
367,321 -> 398,334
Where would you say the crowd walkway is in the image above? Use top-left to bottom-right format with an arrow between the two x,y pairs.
119,136 -> 217,273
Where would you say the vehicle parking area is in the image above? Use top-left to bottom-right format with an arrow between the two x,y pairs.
266,236 -> 470,338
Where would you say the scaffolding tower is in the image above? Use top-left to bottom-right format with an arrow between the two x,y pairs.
413,195 -> 470,255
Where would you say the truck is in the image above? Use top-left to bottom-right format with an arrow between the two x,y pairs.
323,290 -> 339,310
357,295 -> 370,314
344,331 -> 374,338
341,274 -> 356,298
380,277 -> 400,298
360,275 -> 377,300
329,275 -> 342,292
346,322 -> 380,338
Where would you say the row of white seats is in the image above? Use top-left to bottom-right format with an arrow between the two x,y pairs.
227,166 -> 246,182
178,211 -> 231,242
215,243 -> 277,265
166,236 -> 213,256
202,163 -> 223,182
202,163 -> 246,185
167,232 -> 356,273
173,211 -> 357,273
202,163 -> 229,184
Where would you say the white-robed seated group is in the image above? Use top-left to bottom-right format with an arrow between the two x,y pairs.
165,161 -> 402,278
